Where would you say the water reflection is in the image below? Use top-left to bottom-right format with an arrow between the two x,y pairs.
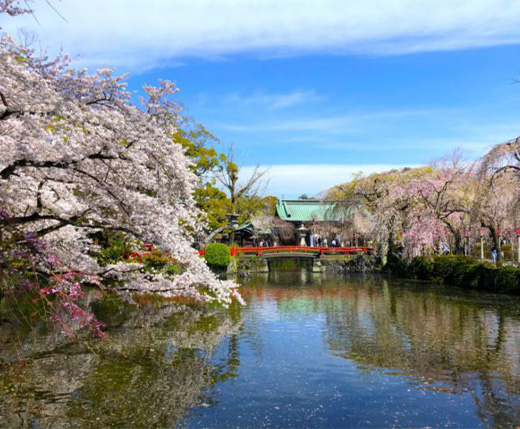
323,279 -> 520,427
3,273 -> 520,427
0,294 -> 242,428
237,272 -> 520,428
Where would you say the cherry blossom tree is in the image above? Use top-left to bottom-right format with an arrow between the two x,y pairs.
0,25 -> 242,332
481,136 -> 520,179
328,145 -> 520,263
0,0 -> 32,17
327,167 -> 437,261
475,141 -> 520,261
404,153 -> 478,254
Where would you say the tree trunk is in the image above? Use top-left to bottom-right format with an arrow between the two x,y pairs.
453,232 -> 463,255
380,240 -> 389,266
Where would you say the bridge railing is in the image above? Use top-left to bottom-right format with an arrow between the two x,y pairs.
227,246 -> 373,257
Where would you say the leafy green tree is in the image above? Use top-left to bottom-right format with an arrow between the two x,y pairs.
173,118 -> 230,231
173,119 -> 227,177
174,120 -> 269,240
194,183 -> 230,232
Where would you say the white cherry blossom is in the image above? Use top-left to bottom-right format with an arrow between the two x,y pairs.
0,33 -> 242,306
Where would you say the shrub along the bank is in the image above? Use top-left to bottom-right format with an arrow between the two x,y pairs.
384,254 -> 520,294
204,243 -> 231,271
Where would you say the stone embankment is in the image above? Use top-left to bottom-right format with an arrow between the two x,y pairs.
232,254 -> 380,276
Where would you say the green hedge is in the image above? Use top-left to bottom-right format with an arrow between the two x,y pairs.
383,253 -> 409,278
384,254 -> 520,294
204,243 -> 231,270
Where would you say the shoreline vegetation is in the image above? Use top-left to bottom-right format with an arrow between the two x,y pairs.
383,254 -> 520,295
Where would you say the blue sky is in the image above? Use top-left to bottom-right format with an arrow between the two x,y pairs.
4,0 -> 520,197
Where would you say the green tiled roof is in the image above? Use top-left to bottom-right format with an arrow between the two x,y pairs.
234,222 -> 253,232
275,200 -> 341,222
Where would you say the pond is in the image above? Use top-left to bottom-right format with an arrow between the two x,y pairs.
2,271 -> 520,427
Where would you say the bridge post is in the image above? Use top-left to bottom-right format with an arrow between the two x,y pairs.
258,258 -> 269,273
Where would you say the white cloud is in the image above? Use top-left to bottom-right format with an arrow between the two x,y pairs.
218,108 -> 520,160
225,90 -> 319,110
4,1 -> 520,70
240,163 -> 416,198
218,108 -> 448,133
219,115 -> 352,133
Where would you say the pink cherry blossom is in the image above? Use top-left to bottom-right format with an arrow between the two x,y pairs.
0,16 -> 243,338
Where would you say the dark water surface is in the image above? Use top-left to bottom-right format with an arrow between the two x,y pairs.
2,272 -> 520,428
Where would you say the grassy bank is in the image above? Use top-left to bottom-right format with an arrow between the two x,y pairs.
384,254 -> 520,295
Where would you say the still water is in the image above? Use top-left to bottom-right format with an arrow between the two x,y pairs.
2,272 -> 520,427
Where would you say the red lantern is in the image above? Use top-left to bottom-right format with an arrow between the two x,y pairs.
517,228 -> 520,236
479,229 -> 485,237
497,229 -> 503,235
